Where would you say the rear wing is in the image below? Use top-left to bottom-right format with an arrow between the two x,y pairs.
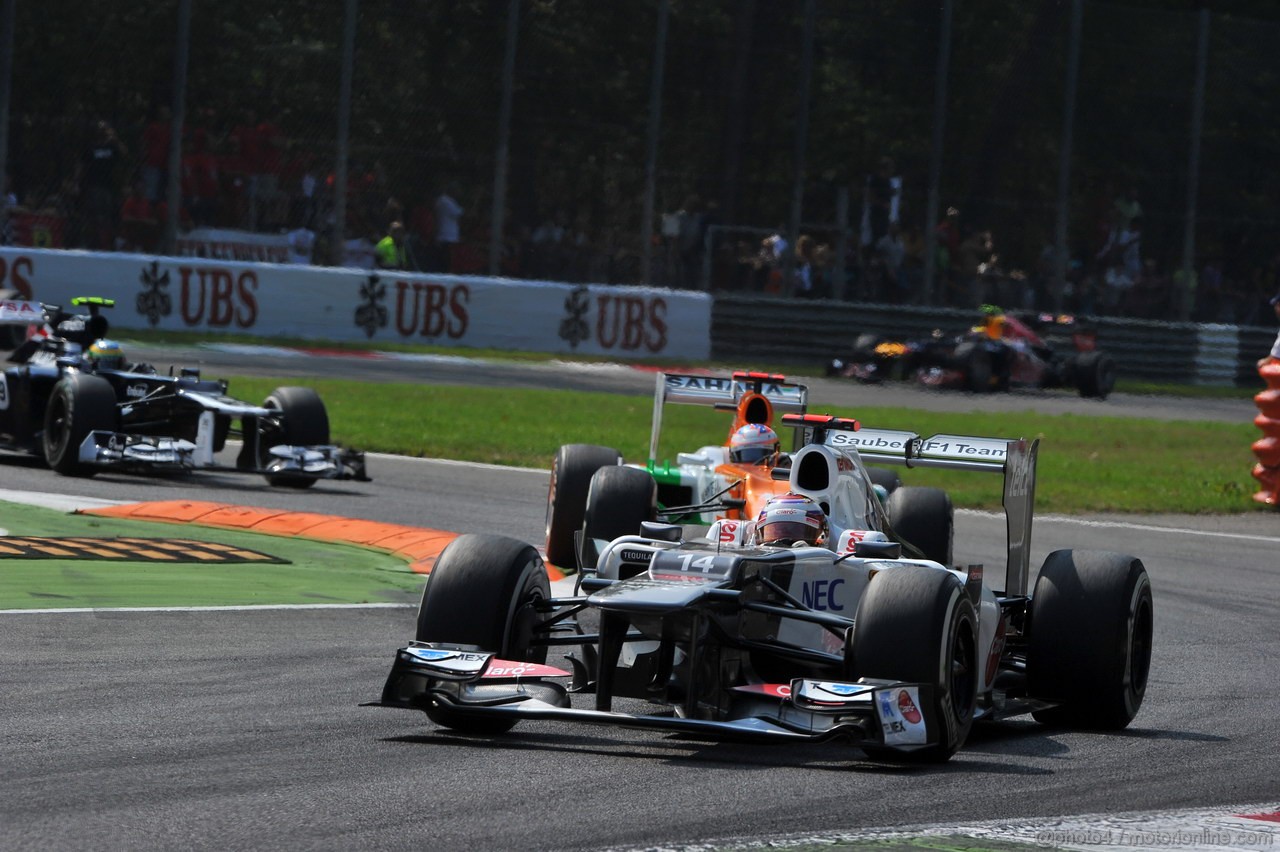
0,299 -> 43,326
647,371 -> 808,464
788,416 -> 1038,597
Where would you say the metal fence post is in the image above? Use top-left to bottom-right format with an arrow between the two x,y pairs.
0,0 -> 14,207
1180,7 -> 1210,322
332,0 -> 358,267
489,0 -> 519,277
784,0 -> 816,297
922,0 -> 953,305
1052,0 -> 1082,314
639,0 -> 669,287
162,0 -> 192,256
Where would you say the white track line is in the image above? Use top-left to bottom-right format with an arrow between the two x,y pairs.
958,507 -> 1280,544
1,603 -> 414,615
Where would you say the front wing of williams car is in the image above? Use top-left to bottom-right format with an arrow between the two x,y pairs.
80,382 -> 368,482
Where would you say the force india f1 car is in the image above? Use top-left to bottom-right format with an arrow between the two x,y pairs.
827,309 -> 1116,399
542,371 -> 947,572
0,297 -> 367,486
372,417 -> 1154,763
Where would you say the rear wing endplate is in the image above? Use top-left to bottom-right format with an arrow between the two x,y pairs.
824,426 -> 1038,596
647,372 -> 808,464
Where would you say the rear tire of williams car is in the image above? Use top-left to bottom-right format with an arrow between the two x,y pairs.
853,566 -> 979,762
545,443 -> 622,569
259,386 -> 329,488
43,373 -> 119,477
1027,549 -> 1153,730
415,534 -> 551,734
885,486 -> 954,566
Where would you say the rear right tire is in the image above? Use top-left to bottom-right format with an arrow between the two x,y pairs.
1027,549 -> 1153,729
885,486 -> 954,565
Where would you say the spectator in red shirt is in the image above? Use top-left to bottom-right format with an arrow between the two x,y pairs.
119,178 -> 158,253
182,127 -> 220,227
140,105 -> 171,204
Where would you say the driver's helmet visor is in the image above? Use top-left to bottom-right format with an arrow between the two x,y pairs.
757,520 -> 819,545
732,446 -> 774,465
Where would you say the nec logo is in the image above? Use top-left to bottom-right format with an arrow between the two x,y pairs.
801,578 -> 845,611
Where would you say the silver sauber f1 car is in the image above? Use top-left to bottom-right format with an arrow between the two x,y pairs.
0,297 -> 367,486
372,417 -> 1153,762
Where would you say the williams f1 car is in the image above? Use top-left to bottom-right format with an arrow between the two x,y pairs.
372,418 -> 1154,762
543,371 -> 933,571
827,309 -> 1116,399
0,297 -> 367,485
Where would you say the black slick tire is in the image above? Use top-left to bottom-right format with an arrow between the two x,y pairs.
885,486 -> 953,565
1027,549 -> 1153,729
43,373 -> 118,477
415,534 -> 551,734
544,443 -> 622,568
579,465 -> 657,572
866,466 -> 902,495
259,386 -> 329,488
853,566 -> 979,762
1075,350 -> 1116,399
953,341 -> 993,393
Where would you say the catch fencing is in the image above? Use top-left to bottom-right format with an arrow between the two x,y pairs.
2,0 -> 1280,326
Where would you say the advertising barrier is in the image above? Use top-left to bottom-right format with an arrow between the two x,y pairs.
0,248 -> 712,360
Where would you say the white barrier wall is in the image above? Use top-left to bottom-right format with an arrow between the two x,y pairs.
0,248 -> 712,360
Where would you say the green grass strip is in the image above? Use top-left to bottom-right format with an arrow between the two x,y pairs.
0,501 -> 422,610
222,376 -> 1265,516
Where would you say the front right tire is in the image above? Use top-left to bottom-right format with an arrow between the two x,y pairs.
853,566 -> 979,762
258,386 -> 330,488
43,373 -> 119,477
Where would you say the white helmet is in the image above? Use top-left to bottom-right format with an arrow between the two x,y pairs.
754,492 -> 827,546
729,423 -> 779,465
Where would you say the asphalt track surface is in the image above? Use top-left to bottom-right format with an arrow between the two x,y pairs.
3,350 -> 1278,851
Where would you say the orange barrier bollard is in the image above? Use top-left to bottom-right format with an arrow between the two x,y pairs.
1253,362 -> 1280,507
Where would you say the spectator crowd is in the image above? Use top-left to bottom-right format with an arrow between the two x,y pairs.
2,112 -> 1277,326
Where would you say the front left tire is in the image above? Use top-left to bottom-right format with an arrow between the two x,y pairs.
415,534 -> 552,734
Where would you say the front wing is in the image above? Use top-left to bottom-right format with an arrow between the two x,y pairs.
371,643 -> 942,753
78,430 -> 369,481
